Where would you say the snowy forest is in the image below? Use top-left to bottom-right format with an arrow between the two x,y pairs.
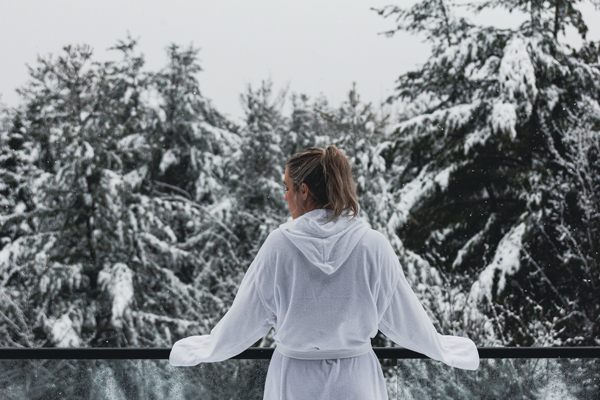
1,0 -> 599,398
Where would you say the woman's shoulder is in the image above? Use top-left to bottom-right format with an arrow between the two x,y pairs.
357,228 -> 393,251
265,227 -> 287,244
259,228 -> 290,255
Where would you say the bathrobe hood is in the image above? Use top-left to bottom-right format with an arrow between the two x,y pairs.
279,209 -> 369,274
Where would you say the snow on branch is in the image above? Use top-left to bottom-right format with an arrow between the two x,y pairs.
498,35 -> 537,111
469,221 -> 527,303
98,263 -> 134,329
50,314 -> 81,347
389,164 -> 456,230
452,213 -> 497,270
393,102 -> 481,141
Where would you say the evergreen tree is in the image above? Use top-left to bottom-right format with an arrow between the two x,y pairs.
282,93 -> 330,156
528,100 -> 600,346
233,80 -> 289,251
0,43 -> 125,348
373,3 -> 600,396
149,43 -> 237,204
0,38 -> 237,350
312,84 -> 391,229
0,38 -> 262,398
376,0 -> 600,348
137,43 -> 244,339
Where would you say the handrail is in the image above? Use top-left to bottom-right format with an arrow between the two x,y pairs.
1,347 -> 599,360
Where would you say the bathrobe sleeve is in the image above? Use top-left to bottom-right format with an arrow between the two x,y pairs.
378,245 -> 480,370
169,243 -> 274,367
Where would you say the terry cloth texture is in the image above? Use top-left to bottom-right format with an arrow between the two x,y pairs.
169,208 -> 479,399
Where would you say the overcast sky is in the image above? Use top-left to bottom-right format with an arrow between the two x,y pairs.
1,1 -> 599,120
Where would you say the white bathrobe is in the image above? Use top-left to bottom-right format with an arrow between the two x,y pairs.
170,209 -> 479,399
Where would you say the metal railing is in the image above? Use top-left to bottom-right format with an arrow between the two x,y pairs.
1,347 -> 599,360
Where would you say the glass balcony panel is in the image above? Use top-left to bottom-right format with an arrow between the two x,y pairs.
396,358 -> 600,399
0,359 -> 270,400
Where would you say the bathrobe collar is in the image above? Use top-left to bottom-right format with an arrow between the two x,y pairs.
279,209 -> 369,274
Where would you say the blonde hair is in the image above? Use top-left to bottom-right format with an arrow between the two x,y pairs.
286,145 -> 359,223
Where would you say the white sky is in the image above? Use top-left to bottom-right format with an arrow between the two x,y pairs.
1,1 -> 599,120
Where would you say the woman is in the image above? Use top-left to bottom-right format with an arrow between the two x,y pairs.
169,146 -> 479,399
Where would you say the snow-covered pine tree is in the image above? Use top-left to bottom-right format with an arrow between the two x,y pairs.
282,93 -> 331,156
529,102 -> 600,398
106,41 -> 265,400
135,42 -> 245,340
149,43 -> 237,203
0,103 -> 44,347
0,38 -> 265,398
0,43 -> 128,348
310,85 -> 391,229
0,108 -> 37,244
376,0 -> 600,349
233,80 -> 289,251
0,38 -> 233,350
0,40 -> 150,398
530,100 -> 600,347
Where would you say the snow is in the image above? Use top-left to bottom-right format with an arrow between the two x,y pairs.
463,128 -> 492,154
131,311 -> 196,332
163,225 -> 178,244
498,35 -> 537,115
208,197 -> 234,221
14,203 -> 26,214
141,87 -> 166,122
369,142 -> 388,173
0,234 -> 42,273
433,165 -> 454,189
100,170 -> 124,216
98,263 -> 134,328
122,87 -> 134,105
123,166 -> 147,191
490,102 -> 517,140
390,164 -> 456,229
393,102 -> 480,139
580,95 -> 600,116
75,142 -> 94,160
159,149 -> 179,174
51,314 -> 81,347
200,121 -> 242,147
535,378 -> 578,400
444,102 -> 479,133
102,169 -> 123,198
469,55 -> 501,81
432,27 -> 479,73
469,222 -> 527,302
390,167 -> 435,228
118,133 -> 147,150
453,214 -> 496,269
541,85 -> 561,112
140,233 -> 190,263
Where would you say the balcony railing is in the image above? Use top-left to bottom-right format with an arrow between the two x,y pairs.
1,347 -> 599,399
1,346 -> 600,359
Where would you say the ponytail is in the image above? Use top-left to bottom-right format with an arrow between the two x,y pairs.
286,145 -> 359,223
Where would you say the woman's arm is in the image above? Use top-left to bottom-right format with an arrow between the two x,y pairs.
169,249 -> 274,366
377,245 -> 479,370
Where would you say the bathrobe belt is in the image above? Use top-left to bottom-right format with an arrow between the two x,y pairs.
275,343 -> 372,360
